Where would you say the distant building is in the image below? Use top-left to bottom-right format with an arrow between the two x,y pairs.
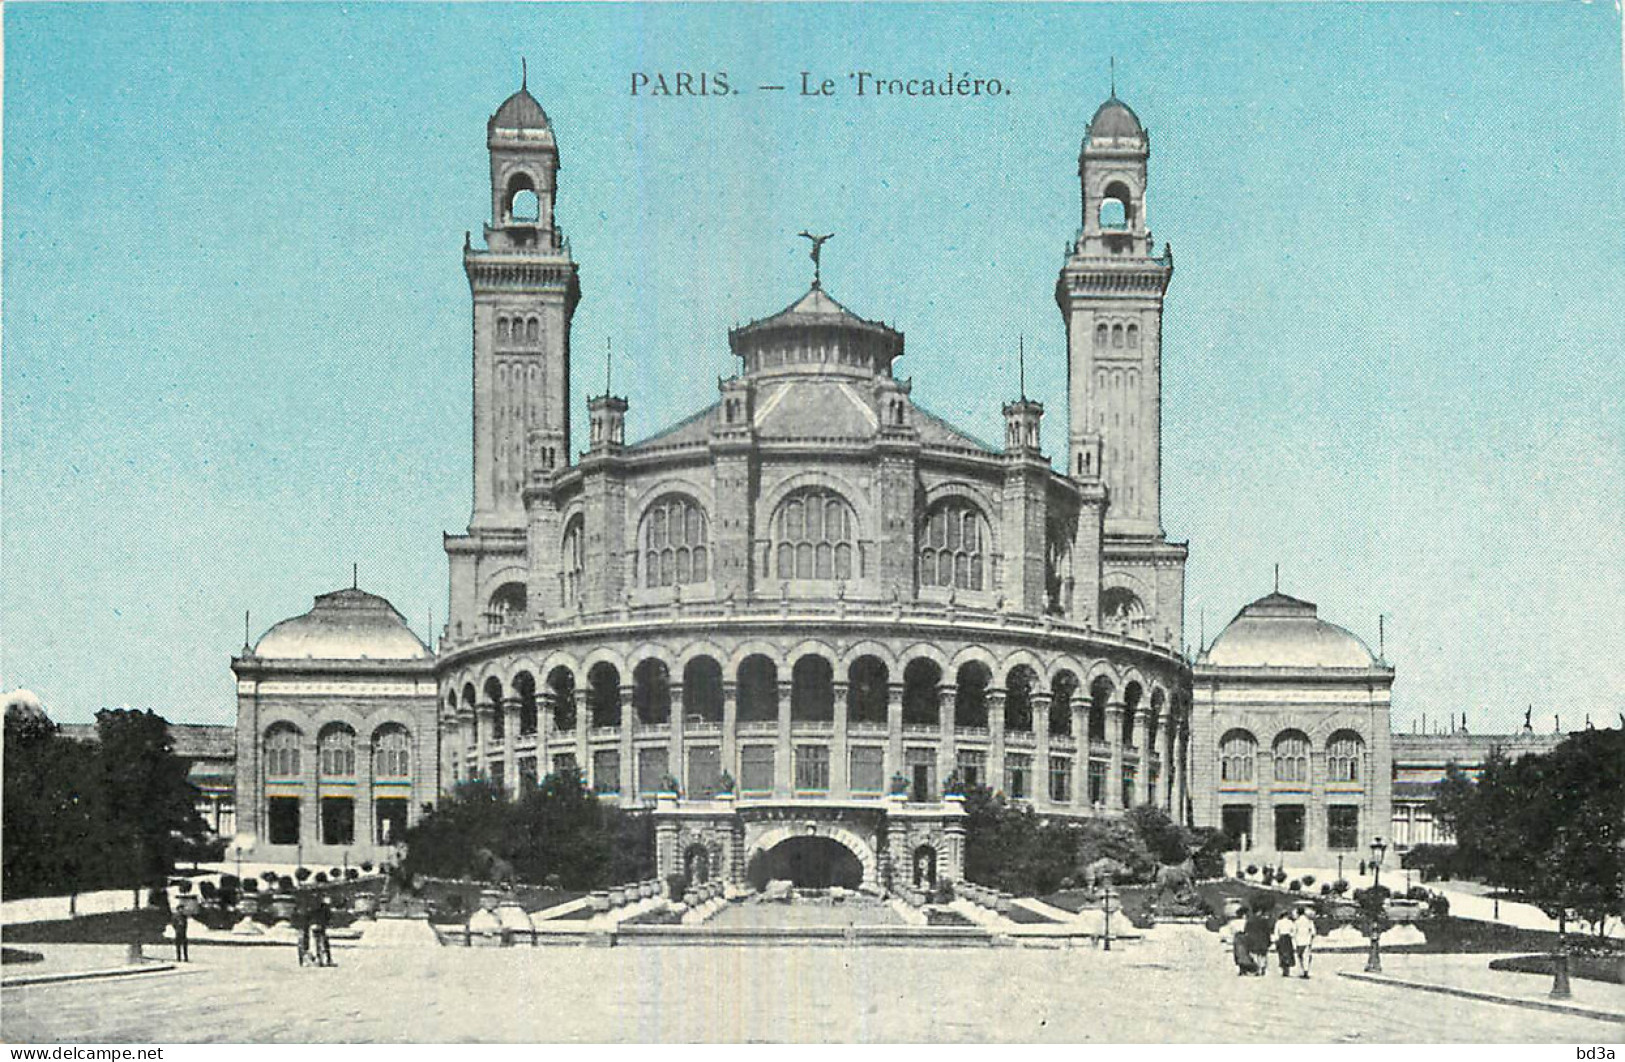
57,720 -> 237,839
1389,728 -> 1566,848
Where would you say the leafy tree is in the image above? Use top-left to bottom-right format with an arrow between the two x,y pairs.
1125,805 -> 1188,865
3,703 -> 100,898
94,709 -> 213,891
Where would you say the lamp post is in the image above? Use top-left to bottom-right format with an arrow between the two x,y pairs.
1369,837 -> 1387,891
1337,853 -> 1344,883
1100,875 -> 1120,952
1364,836 -> 1389,974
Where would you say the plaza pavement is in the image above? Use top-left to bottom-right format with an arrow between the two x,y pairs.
3,925 -> 1618,1042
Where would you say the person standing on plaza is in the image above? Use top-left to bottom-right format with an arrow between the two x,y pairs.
1225,906 -> 1255,975
1244,905 -> 1272,975
1272,908 -> 1297,977
1291,905 -> 1318,979
312,898 -> 335,967
169,905 -> 189,963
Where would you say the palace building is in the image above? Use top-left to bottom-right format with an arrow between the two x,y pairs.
231,81 -> 1394,881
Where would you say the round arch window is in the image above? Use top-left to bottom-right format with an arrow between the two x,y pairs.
774,489 -> 855,581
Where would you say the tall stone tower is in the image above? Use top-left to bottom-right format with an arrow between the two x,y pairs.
1057,92 -> 1185,644
446,79 -> 580,640
464,77 -> 580,531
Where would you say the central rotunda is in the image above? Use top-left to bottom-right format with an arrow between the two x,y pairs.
429,84 -> 1193,890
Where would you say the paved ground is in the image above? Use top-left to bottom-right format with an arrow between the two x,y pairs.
3,925 -> 1617,1042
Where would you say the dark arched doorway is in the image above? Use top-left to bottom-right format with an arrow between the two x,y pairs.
753,837 -> 863,889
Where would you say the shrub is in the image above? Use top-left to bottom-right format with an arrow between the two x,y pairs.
361,862 -> 374,873
1301,874 -> 1316,887
1188,827 -> 1230,880
277,875 -> 295,892
294,867 -> 312,882
1406,885 -> 1430,902
198,879 -> 218,901
1427,891 -> 1451,918
1332,879 -> 1350,895
261,870 -> 279,884
314,872 -> 328,884
174,879 -> 193,894
242,877 -> 260,894
1319,883 -> 1331,895
346,869 -> 359,880
330,867 -> 342,878
1245,864 -> 1259,878
1288,880 -> 1302,892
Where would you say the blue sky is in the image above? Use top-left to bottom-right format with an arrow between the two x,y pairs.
5,3 -> 1623,731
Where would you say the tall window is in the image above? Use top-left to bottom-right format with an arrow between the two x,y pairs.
1273,730 -> 1311,784
1121,764 -> 1137,808
637,748 -> 669,795
849,746 -> 884,794
1327,730 -> 1364,783
774,489 -> 855,581
560,516 -> 585,607
592,749 -> 621,794
373,724 -> 410,778
795,745 -> 830,791
1219,729 -> 1257,783
956,749 -> 986,789
641,495 -> 709,587
264,724 -> 302,777
740,745 -> 774,793
1005,753 -> 1032,800
318,725 -> 355,778
1088,759 -> 1108,805
1048,756 -> 1073,803
919,500 -> 989,590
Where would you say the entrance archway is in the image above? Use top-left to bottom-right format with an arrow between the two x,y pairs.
752,836 -> 863,889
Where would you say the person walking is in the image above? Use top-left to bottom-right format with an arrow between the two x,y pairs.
311,898 -> 335,967
1272,908 -> 1297,977
169,905 -> 190,963
1224,906 -> 1255,976
294,901 -> 311,967
1291,905 -> 1318,979
1244,906 -> 1272,975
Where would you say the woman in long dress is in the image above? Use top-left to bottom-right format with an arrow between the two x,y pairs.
1228,906 -> 1256,975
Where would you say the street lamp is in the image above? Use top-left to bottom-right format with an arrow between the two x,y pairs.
1100,874 -> 1120,952
1369,837 -> 1387,891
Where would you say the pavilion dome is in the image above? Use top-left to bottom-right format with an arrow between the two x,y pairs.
1200,592 -> 1377,669
253,588 -> 431,661
1087,96 -> 1145,141
491,86 -> 551,131
728,285 -> 904,379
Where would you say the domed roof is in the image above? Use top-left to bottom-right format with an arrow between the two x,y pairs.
253,588 -> 431,661
1088,96 -> 1145,141
729,285 -> 904,378
1201,593 -> 1378,670
490,86 -> 551,132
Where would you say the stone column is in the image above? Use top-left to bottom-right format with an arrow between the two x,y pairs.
502,698 -> 520,798
456,705 -> 476,785
987,689 -> 1007,797
1030,708 -> 1051,806
476,702 -> 496,779
776,679 -> 793,797
300,729 -> 321,855
357,746 -> 376,852
1106,701 -> 1125,810
937,687 -> 957,799
1307,747 -> 1327,854
1074,699 -> 1092,806
1128,706 -> 1148,808
668,682 -> 685,793
620,684 -> 637,805
831,681 -> 850,797
886,683 -> 905,786
572,689 -> 589,782
538,690 -> 555,744
721,681 -> 739,783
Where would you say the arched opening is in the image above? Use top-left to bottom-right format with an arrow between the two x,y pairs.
641,495 -> 710,587
774,489 -> 856,582
1122,682 -> 1143,747
514,671 -> 538,735
318,723 -> 357,845
847,656 -> 889,726
902,659 -> 941,726
955,662 -> 990,729
587,663 -> 621,728
560,516 -> 584,608
919,500 -> 989,591
1273,729 -> 1311,784
1146,688 -> 1165,754
1220,728 -> 1257,783
791,656 -> 834,722
546,667 -> 576,732
682,656 -> 723,723
1327,729 -> 1365,783
1099,181 -> 1134,230
737,655 -> 778,724
487,582 -> 527,633
632,659 -> 672,725
484,677 -> 506,742
1050,670 -> 1078,736
912,845 -> 939,888
1101,586 -> 1146,635
372,723 -> 411,845
1088,676 -> 1112,742
461,683 -> 479,753
506,173 -> 539,222
756,836 -> 863,890
1005,665 -> 1037,732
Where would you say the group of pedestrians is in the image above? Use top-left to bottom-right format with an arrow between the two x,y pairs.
1223,903 -> 1316,978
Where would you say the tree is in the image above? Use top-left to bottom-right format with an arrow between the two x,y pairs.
1125,805 -> 1188,866
94,709 -> 214,891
